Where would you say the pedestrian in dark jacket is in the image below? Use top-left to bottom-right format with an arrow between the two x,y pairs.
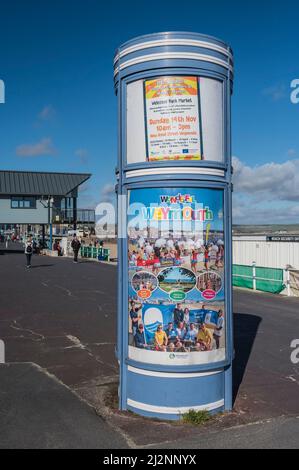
24,237 -> 33,268
71,236 -> 81,263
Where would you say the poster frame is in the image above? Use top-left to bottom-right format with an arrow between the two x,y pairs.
143,75 -> 204,162
121,178 -> 233,373
121,67 -> 228,172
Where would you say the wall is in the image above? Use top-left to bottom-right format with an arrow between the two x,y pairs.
0,197 -> 49,224
233,240 -> 299,270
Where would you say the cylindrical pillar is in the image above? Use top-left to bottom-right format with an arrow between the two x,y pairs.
114,32 -> 234,420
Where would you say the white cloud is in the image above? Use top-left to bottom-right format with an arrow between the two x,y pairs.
16,138 -> 56,157
75,148 -> 89,165
233,198 -> 299,224
78,183 -> 115,209
38,105 -> 56,121
262,84 -> 287,101
232,156 -> 299,202
100,183 -> 115,202
78,182 -> 90,193
232,156 -> 299,224
287,148 -> 296,157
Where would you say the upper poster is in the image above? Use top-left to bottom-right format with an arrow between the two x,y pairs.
128,187 -> 225,366
145,76 -> 202,161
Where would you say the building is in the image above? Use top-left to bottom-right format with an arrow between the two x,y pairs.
0,170 -> 94,241
232,226 -> 299,270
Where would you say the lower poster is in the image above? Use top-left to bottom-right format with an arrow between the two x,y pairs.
127,187 -> 226,365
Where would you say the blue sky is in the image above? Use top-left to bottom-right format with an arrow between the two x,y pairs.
0,0 -> 299,223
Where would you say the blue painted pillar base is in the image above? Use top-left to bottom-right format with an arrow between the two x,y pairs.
126,365 -> 226,420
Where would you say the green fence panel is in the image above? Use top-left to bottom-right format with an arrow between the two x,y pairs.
98,247 -> 110,261
81,246 -> 88,257
233,264 -> 285,294
80,246 -> 110,262
232,265 -> 253,289
255,266 -> 284,294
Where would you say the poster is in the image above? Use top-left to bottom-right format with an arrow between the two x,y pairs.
145,76 -> 202,161
128,187 -> 225,365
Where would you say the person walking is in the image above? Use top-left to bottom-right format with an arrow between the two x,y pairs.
71,235 -> 81,263
25,237 -> 33,268
5,234 -> 10,249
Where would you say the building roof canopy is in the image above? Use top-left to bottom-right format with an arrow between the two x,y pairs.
0,171 -> 91,197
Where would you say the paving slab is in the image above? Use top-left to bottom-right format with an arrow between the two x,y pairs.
0,362 -> 128,449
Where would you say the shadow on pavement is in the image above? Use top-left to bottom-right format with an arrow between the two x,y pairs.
29,264 -> 55,268
232,312 -> 262,405
0,249 -> 24,254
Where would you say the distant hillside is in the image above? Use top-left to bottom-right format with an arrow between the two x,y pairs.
233,224 -> 299,235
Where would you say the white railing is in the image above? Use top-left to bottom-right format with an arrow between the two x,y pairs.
232,262 -> 299,296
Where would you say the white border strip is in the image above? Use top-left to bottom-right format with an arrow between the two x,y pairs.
127,398 -> 224,414
126,167 -> 225,178
128,346 -> 226,366
128,365 -> 222,378
114,39 -> 233,64
114,52 -> 233,77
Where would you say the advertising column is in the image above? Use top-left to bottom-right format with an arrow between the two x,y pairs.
115,31 -> 233,420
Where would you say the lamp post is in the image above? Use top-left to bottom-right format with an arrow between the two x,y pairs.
48,197 -> 54,250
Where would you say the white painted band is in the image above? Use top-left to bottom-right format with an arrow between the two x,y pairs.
127,398 -> 224,414
128,365 -> 222,378
125,167 -> 225,178
114,52 -> 233,77
114,38 -> 233,65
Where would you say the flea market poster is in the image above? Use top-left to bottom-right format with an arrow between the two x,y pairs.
127,187 -> 226,365
144,76 -> 202,161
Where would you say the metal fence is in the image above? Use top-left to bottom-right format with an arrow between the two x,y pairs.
233,262 -> 299,297
80,246 -> 110,261
233,263 -> 285,294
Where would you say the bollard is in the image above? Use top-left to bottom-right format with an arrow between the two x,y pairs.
0,339 -> 5,363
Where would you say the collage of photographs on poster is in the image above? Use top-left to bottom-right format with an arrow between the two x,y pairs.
128,187 -> 226,366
